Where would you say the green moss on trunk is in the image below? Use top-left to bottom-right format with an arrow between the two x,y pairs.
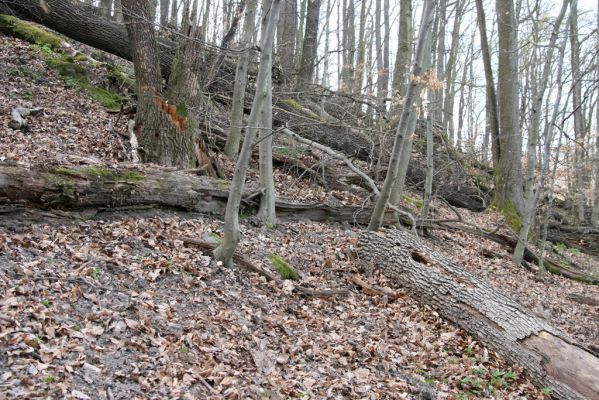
0,15 -> 62,48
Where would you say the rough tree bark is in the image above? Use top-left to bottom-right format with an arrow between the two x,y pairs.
122,0 -> 196,168
295,0 -> 321,90
495,0 -> 524,215
359,229 -> 599,400
276,0 -> 298,85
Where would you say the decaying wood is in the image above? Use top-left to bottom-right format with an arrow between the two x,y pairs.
0,163 -> 400,225
178,236 -> 348,297
359,229 -> 599,400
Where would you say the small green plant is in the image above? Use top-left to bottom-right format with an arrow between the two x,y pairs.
90,267 -> 102,279
178,346 -> 188,353
503,371 -> 517,381
269,254 -> 299,280
40,299 -> 52,308
541,387 -> 554,396
463,346 -> 475,357
43,375 -> 55,383
9,66 -> 41,80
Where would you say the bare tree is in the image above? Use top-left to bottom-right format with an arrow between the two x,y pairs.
215,0 -> 281,266
368,0 -> 437,230
224,0 -> 259,159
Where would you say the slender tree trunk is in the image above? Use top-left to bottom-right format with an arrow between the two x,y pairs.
295,0 -> 321,90
257,0 -> 277,226
570,0 -> 586,222
474,0 -> 499,168
100,0 -> 113,18
215,0 -> 281,266
592,0 -> 599,225
113,0 -> 123,22
513,0 -> 569,265
160,0 -> 169,26
170,0 -> 178,29
224,0 -> 258,159
352,0 -> 368,95
495,0 -> 524,216
368,0 -> 436,231
434,0 -> 446,128
391,0 -> 412,101
340,0 -> 355,91
442,0 -> 464,144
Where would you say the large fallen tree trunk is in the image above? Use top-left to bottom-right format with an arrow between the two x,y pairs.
0,2 -> 488,212
0,163 -> 390,224
359,230 -> 599,400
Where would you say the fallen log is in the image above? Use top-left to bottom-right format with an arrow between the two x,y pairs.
0,163 -> 393,224
359,229 -> 599,400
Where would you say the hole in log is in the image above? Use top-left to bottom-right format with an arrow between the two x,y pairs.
411,251 -> 430,265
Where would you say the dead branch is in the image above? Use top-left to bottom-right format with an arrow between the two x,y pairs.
177,236 -> 348,297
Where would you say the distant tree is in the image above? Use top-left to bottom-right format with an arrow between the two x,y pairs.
277,0 -> 298,84
296,0 -> 321,90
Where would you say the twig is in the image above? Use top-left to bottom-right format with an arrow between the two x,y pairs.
177,236 -> 348,297
350,274 -> 399,302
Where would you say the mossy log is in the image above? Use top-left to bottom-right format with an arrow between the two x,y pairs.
359,229 -> 599,400
0,163 -> 394,224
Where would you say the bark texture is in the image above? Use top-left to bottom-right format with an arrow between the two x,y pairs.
359,229 -> 599,400
0,163 -> 391,225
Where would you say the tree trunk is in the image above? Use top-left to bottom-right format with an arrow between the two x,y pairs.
277,0 -> 298,85
442,0 -> 464,144
100,0 -> 113,18
474,0 -> 499,168
160,0 -> 169,26
215,0 -> 281,266
570,0 -> 587,223
359,229 -> 599,400
391,0 -> 412,101
257,0 -> 277,226
368,0 -> 436,230
295,0 -> 321,90
353,0 -> 368,94
224,0 -> 258,159
123,0 -> 196,168
512,0 -> 569,265
0,163 -> 391,225
495,0 -> 524,215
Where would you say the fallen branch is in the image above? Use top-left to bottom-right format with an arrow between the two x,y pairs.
8,107 -> 43,132
350,274 -> 399,302
177,236 -> 348,298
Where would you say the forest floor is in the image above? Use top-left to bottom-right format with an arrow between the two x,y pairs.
1,35 -> 599,400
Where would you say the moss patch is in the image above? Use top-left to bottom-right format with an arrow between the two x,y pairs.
88,87 -> 122,111
280,98 -> 303,110
269,254 -> 299,281
492,202 -> 522,232
42,52 -> 123,111
0,15 -> 62,48
402,194 -> 423,209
